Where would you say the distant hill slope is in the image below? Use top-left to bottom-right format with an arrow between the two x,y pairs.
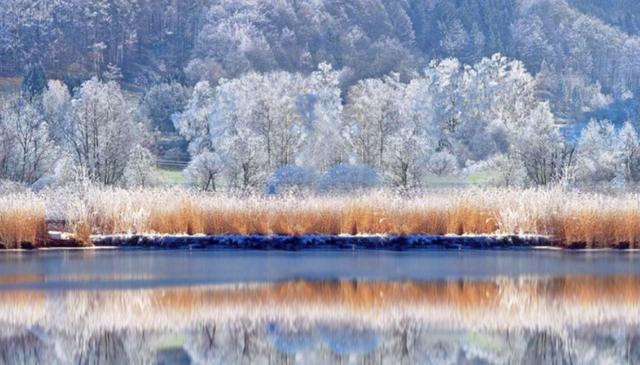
1,0 -> 639,123
568,0 -> 640,35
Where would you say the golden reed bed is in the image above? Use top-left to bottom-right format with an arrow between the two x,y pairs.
1,277 -> 640,332
2,187 -> 640,248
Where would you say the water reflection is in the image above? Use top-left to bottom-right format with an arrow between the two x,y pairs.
0,277 -> 639,364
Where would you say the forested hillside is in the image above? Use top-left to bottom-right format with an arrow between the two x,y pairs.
2,0 -> 639,124
568,0 -> 640,35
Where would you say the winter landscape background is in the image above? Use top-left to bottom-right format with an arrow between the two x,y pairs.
1,0 -> 640,192
3,2 -> 640,363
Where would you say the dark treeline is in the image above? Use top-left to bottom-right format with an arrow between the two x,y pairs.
0,0 -> 206,85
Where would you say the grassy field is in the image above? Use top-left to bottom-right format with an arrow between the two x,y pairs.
154,168 -> 184,186
424,170 -> 495,187
0,77 -> 20,96
150,167 -> 491,189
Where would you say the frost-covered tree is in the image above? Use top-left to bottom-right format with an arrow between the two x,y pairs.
384,123 -> 433,188
184,58 -> 225,86
512,14 -> 553,72
344,74 -> 404,169
215,126 -> 267,190
183,150 -> 222,192
401,54 -> 561,185
141,82 -> 189,133
200,64 -> 345,189
102,63 -> 123,82
616,121 -> 640,184
509,103 -> 571,185
41,80 -> 71,143
123,145 -> 156,187
535,65 -> 612,124
456,54 -> 536,162
296,63 -> 345,171
481,154 -> 528,188
259,72 -> 306,168
65,78 -> 150,185
575,120 -> 619,185
407,58 -> 462,157
426,151 -> 458,176
441,19 -> 469,55
0,97 -> 57,184
21,63 -> 47,99
173,81 -> 215,156
208,76 -> 269,190
211,71 -> 305,171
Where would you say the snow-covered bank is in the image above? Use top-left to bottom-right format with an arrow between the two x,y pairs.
90,234 -> 559,250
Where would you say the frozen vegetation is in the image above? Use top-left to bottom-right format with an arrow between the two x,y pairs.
3,54 -> 640,193
1,186 -> 640,248
1,0 -> 640,193
1,3 -> 640,363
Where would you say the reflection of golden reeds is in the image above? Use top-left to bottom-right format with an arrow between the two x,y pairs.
1,277 -> 640,331
147,277 -> 640,310
5,187 -> 640,247
0,274 -> 45,286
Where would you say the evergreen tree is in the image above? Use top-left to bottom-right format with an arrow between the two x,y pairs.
21,63 -> 47,99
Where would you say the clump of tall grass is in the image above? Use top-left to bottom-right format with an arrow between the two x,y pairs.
4,186 -> 640,247
0,193 -> 46,248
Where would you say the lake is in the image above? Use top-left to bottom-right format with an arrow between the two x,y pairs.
1,249 -> 640,364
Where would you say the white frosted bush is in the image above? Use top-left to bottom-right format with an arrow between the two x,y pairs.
266,165 -> 316,194
317,164 -> 380,193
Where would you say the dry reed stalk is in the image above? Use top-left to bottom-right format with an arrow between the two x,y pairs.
612,209 -> 640,248
0,194 -> 47,248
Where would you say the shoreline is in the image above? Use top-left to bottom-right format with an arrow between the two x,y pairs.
4,233 -> 633,251
3,188 -> 640,250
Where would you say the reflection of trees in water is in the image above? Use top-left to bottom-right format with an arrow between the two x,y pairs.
74,330 -> 158,365
2,277 -> 640,364
185,321 -> 259,365
184,323 -> 640,365
0,329 -> 160,365
0,323 -> 640,364
521,331 -> 573,365
77,331 -> 129,365
631,333 -> 640,361
0,330 -> 48,365
515,328 -> 640,365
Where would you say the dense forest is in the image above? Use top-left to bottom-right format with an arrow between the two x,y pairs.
1,0 -> 640,192
2,0 -> 640,122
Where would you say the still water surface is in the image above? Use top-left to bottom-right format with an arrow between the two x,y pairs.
0,249 -> 639,364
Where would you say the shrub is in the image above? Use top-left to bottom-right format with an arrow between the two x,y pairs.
266,165 -> 316,194
317,164 -> 380,193
183,151 -> 223,191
